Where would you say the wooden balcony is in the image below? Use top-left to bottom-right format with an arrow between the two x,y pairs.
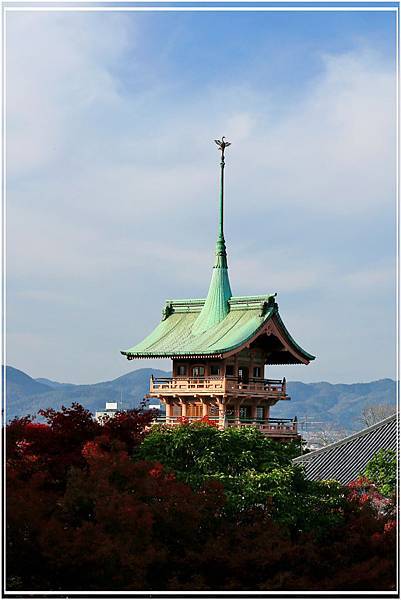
153,415 -> 298,438
149,375 -> 288,400
228,417 -> 298,437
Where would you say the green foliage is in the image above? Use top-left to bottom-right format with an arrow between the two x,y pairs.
138,422 -> 299,482
138,423 -> 345,532
363,449 -> 397,497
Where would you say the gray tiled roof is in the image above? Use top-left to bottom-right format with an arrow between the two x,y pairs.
293,414 -> 398,484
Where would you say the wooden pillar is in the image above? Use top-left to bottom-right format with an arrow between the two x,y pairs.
166,402 -> 172,424
251,403 -> 257,424
234,401 -> 240,425
202,400 -> 208,417
218,399 -> 225,430
250,352 -> 254,384
181,400 -> 187,417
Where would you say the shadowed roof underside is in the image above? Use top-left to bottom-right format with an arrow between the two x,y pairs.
121,295 -> 315,363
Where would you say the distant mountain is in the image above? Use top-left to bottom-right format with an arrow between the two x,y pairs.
4,366 -> 53,398
3,366 -> 397,429
35,378 -> 69,389
270,379 -> 397,430
4,366 -> 168,420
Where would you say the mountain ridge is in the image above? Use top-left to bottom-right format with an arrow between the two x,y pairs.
3,365 -> 397,429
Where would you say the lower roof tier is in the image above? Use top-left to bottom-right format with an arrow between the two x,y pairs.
121,295 -> 315,365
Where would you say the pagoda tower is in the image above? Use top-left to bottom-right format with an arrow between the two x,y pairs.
122,138 -> 315,439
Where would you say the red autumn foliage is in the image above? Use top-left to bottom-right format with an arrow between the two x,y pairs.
6,403 -> 397,591
199,415 -> 219,427
346,475 -> 396,539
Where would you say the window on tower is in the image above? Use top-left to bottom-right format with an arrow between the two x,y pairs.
192,366 -> 205,377
177,365 -> 187,376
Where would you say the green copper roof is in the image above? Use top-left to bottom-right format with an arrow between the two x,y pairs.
121,295 -> 315,362
192,235 -> 232,335
122,295 -> 275,358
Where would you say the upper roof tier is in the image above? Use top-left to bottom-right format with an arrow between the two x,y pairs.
121,295 -> 315,364
121,138 -> 315,365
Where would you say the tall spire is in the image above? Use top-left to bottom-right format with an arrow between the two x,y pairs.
192,137 -> 233,335
215,136 -> 230,269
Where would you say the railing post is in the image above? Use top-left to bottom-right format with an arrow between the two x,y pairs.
283,377 -> 286,396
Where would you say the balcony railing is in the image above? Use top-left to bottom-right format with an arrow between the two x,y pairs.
229,417 -> 298,436
153,415 -> 298,437
150,376 -> 288,398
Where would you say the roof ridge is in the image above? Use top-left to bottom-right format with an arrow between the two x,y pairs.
164,294 -> 276,306
230,294 -> 276,301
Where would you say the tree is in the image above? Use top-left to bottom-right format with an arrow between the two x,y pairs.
359,404 -> 395,428
307,422 -> 349,448
363,449 -> 397,498
7,438 -> 226,590
138,420 -> 301,478
138,422 -> 345,532
6,403 -> 156,491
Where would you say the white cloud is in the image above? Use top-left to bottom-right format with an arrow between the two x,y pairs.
227,50 -> 395,216
6,12 -> 129,176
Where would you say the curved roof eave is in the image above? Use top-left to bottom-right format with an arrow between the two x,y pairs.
272,310 -> 316,362
220,307 -> 314,364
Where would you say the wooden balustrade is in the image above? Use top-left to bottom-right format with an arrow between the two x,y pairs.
153,415 -> 298,437
150,375 -> 288,398
151,376 -> 224,393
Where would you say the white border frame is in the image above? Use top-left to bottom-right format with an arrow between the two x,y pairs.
1,1 -> 399,597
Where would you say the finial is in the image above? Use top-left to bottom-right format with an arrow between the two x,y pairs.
214,136 -> 231,160
214,136 -> 231,149
214,136 -> 231,243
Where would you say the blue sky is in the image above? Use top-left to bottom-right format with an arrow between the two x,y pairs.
6,6 -> 397,384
